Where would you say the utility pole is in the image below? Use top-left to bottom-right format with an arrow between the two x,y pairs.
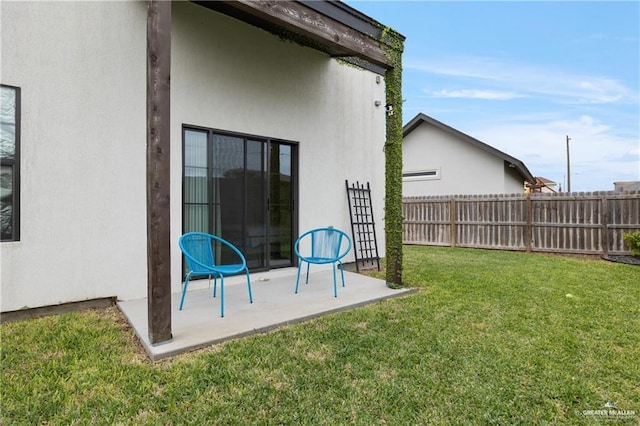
566,135 -> 571,193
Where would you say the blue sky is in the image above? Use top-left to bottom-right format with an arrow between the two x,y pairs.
346,1 -> 640,191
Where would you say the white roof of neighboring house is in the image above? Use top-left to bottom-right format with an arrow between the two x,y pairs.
536,176 -> 557,186
403,113 -> 535,184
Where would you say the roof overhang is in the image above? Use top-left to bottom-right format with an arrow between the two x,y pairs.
191,0 -> 403,74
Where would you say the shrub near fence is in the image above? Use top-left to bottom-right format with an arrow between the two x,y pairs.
403,191 -> 640,256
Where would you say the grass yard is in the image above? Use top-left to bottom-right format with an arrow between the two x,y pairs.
1,246 -> 639,424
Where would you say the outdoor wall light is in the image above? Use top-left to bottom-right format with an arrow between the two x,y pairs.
385,103 -> 394,116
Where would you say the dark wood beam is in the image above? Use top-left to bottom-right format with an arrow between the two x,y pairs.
197,0 -> 392,69
146,0 -> 172,345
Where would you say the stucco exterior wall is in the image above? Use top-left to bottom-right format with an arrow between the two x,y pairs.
169,2 -> 387,294
1,1 -> 148,312
0,1 -> 386,312
402,122 -> 506,196
503,163 -> 526,194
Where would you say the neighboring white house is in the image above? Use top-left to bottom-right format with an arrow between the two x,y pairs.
526,176 -> 558,193
402,113 -> 535,197
614,181 -> 640,192
0,1 -> 396,313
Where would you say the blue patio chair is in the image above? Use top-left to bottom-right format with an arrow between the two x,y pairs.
294,227 -> 352,297
178,232 -> 253,317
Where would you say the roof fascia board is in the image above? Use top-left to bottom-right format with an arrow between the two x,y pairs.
193,0 -> 394,70
303,1 -> 405,58
300,1 -> 383,40
404,113 -> 535,183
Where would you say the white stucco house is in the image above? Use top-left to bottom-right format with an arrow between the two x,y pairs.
402,113 -> 535,197
0,1 -> 403,315
614,181 -> 640,192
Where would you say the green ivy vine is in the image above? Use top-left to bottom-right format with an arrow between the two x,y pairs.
380,26 -> 405,288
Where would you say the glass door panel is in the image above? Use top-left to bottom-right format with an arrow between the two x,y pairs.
213,134 -> 245,265
269,143 -> 293,267
184,130 -> 209,233
245,140 -> 267,269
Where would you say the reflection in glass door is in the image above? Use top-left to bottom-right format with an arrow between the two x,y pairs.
269,143 -> 293,267
183,127 -> 296,271
244,139 -> 267,269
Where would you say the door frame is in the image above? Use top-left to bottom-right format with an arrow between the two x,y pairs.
181,124 -> 299,272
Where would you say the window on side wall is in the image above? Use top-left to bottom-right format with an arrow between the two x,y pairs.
1,85 -> 20,241
402,168 -> 440,181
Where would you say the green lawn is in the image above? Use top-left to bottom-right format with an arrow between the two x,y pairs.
2,246 -> 639,425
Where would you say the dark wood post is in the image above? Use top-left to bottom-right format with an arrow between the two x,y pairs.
449,197 -> 456,247
147,0 -> 172,345
601,193 -> 609,257
525,193 -> 532,252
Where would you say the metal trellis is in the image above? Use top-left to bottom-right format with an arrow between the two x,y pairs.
345,180 -> 381,272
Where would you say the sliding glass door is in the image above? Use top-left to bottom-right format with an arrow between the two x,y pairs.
183,127 -> 296,270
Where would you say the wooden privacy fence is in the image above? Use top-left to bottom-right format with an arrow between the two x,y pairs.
403,191 -> 640,256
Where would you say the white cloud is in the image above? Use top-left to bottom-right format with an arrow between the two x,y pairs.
570,33 -> 640,45
467,115 -> 640,191
407,56 -> 637,105
426,89 -> 526,100
403,54 -> 639,190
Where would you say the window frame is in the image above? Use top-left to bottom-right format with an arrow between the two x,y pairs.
402,168 -> 440,181
1,84 -> 21,242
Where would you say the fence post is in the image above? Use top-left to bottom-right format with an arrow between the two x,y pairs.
525,193 -> 532,252
601,193 -> 609,257
449,197 -> 456,247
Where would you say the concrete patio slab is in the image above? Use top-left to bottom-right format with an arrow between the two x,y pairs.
117,268 -> 413,361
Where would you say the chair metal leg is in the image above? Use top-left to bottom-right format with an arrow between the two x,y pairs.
295,262 -> 303,294
179,273 -> 191,310
305,262 -> 311,284
339,261 -> 346,287
220,276 -> 225,317
213,275 -> 218,298
332,263 -> 338,297
245,268 -> 253,303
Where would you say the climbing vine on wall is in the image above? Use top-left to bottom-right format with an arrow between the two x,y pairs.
380,26 -> 405,288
